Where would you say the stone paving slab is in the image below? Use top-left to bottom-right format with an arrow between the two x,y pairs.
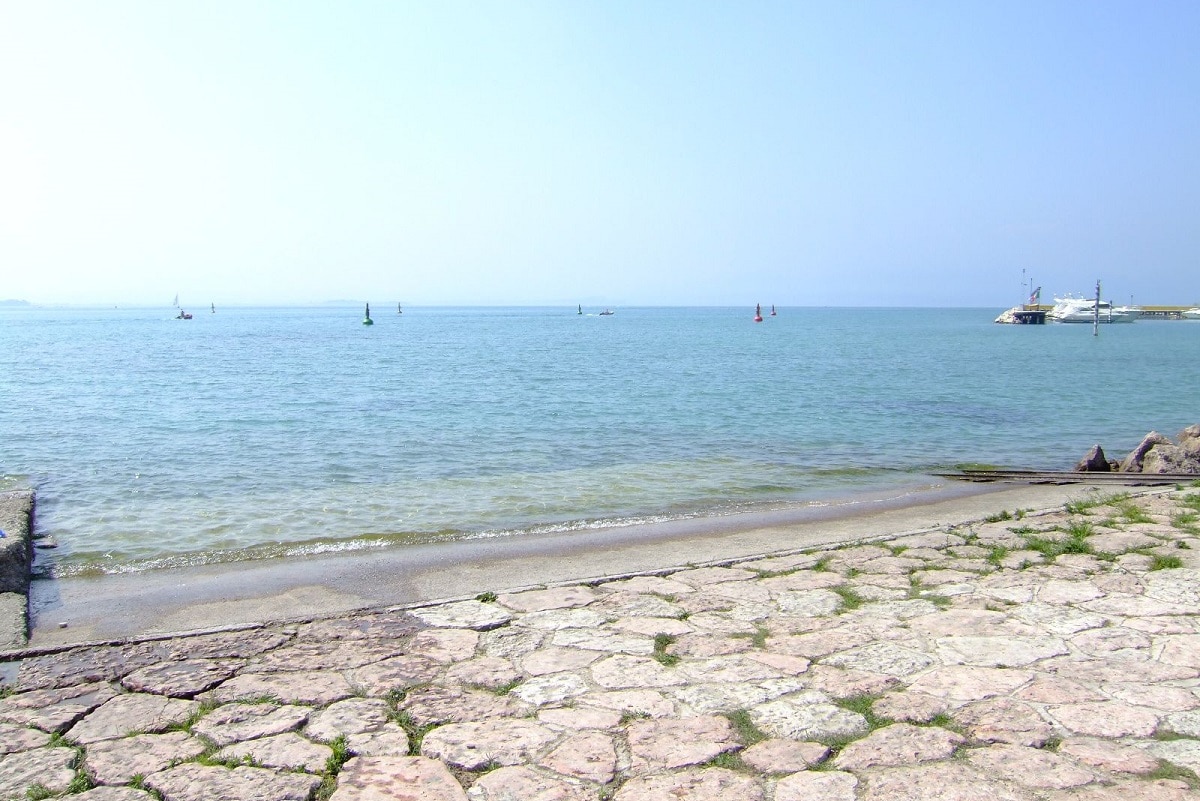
4,487 -> 1200,799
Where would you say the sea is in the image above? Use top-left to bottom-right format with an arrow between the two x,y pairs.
2,305 -> 1198,579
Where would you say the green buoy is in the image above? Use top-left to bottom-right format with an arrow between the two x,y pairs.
363,303 -> 374,325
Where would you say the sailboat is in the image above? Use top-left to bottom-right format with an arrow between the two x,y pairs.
363,303 -> 374,325
577,304 -> 582,315
397,303 -> 402,315
211,302 -> 216,314
770,305 -> 776,317
173,294 -> 192,319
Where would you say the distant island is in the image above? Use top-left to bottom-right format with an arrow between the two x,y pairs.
0,299 -> 31,307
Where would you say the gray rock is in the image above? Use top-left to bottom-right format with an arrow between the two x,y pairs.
1075,444 -> 1112,472
1120,431 -> 1172,473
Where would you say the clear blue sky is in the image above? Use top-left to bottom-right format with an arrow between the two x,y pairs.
2,1 -> 1197,307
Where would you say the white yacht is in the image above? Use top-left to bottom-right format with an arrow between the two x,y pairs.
1047,296 -> 1139,323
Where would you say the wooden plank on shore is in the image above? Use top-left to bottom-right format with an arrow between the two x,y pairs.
937,470 -> 1199,485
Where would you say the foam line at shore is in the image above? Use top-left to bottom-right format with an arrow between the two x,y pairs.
18,480 -> 1159,651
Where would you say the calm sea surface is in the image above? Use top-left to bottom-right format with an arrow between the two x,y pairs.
2,305 -> 1198,577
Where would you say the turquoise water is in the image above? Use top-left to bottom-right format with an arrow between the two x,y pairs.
2,305 -> 1198,576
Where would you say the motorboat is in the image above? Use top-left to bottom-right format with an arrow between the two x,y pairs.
1047,296 -> 1139,323
1182,308 -> 1200,320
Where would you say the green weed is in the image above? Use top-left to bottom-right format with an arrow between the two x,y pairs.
652,634 -> 679,667
724,709 -> 768,747
1151,554 -> 1184,570
831,585 -> 864,611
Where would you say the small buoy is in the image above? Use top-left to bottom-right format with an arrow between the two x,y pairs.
59,622 -> 69,629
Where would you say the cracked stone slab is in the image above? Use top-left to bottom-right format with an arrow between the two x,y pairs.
420,719 -> 559,770
408,628 -> 480,663
749,696 -> 868,742
468,764 -> 593,800
834,723 -> 963,770
66,693 -> 200,744
0,721 -> 50,753
408,601 -> 512,630
613,766 -> 763,801
628,715 -> 739,771
496,586 -> 599,612
190,703 -> 310,747
858,762 -> 1038,800
905,666 -> 1035,701
399,686 -> 530,728
775,770 -> 858,801
0,746 -> 77,799
329,755 -> 466,801
821,641 -> 936,677
305,698 -> 410,756
1045,700 -> 1160,737
84,731 -> 206,785
966,743 -> 1097,789
551,628 -> 654,655
347,654 -> 444,695
144,762 -> 321,801
0,681 -> 121,732
935,635 -> 1068,667
537,731 -> 618,784
207,670 -> 353,706
121,658 -> 242,697
741,738 -> 829,772
590,654 -> 687,689
509,672 -> 590,706
217,732 -> 333,773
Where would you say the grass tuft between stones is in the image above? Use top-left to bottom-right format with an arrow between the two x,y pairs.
652,634 -> 680,667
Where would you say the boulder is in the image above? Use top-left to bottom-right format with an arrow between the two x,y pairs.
1119,432 -> 1172,473
1074,445 -> 1111,472
1118,428 -> 1200,474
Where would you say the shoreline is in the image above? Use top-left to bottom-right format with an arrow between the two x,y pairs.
21,479 -> 1142,652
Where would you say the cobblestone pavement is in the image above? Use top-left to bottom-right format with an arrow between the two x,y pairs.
4,487 -> 1200,800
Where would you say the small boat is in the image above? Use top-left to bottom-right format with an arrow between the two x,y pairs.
599,309 -> 614,316
211,302 -> 216,314
363,303 -> 374,326
1047,296 -> 1138,323
398,303 -> 402,315
176,309 -> 192,320
754,303 -> 763,322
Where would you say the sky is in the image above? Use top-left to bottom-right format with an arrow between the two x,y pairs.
1,1 -> 1198,308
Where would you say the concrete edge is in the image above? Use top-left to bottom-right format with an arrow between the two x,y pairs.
0,490 -> 34,650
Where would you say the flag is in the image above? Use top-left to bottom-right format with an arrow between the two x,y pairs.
1028,286 -> 1041,305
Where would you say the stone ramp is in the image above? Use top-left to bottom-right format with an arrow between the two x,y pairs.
3,487 -> 1200,799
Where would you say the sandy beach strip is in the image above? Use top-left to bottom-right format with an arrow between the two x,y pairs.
25,480 -> 1145,649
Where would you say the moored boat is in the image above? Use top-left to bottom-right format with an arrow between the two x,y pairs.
1047,296 -> 1139,323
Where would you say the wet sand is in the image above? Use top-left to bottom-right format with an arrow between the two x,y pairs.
27,481 -> 1130,649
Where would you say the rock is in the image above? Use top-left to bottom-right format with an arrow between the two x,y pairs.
330,756 -> 466,801
1119,431 -> 1172,472
1075,444 -> 1111,472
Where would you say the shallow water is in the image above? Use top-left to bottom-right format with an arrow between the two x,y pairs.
2,305 -> 1197,575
